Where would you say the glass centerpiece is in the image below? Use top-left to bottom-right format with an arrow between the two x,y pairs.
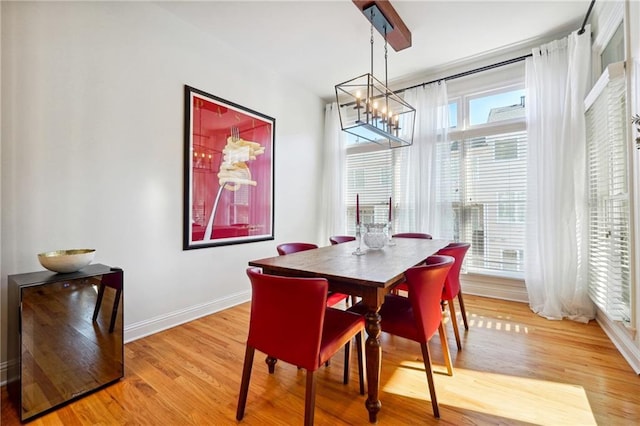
362,223 -> 387,250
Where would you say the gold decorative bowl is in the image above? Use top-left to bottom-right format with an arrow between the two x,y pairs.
37,249 -> 96,273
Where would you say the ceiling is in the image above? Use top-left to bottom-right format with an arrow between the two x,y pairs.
158,0 -> 588,101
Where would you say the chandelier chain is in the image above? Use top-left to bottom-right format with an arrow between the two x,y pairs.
333,3 -> 416,148
384,24 -> 388,92
370,9 -> 374,78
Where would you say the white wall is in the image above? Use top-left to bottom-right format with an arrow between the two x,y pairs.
0,1 -> 325,375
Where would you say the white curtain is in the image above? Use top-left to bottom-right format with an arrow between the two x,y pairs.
525,27 -> 595,322
318,102 -> 347,244
400,82 -> 454,239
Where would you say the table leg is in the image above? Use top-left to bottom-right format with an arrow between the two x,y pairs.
364,309 -> 382,423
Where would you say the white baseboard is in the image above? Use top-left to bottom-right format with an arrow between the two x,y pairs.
595,309 -> 640,375
124,290 -> 251,343
461,273 -> 529,303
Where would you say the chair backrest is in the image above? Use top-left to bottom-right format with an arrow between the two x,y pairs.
246,267 -> 327,371
437,243 -> 471,300
276,242 -> 318,255
404,255 -> 454,342
392,232 -> 433,239
329,235 -> 356,245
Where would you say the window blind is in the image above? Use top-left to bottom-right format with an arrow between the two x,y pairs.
585,62 -> 630,323
345,148 -> 409,234
444,131 -> 527,276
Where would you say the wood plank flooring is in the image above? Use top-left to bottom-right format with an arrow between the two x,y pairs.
2,295 -> 639,425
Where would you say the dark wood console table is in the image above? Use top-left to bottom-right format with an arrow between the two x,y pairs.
7,264 -> 124,422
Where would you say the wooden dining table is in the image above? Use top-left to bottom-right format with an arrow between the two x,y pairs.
248,237 -> 450,423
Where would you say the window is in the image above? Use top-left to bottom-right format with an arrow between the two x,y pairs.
448,102 -> 458,128
497,191 -> 525,223
468,89 -> 526,126
447,131 -> 527,276
344,65 -> 527,278
345,147 -> 408,234
445,81 -> 527,277
585,62 -> 630,323
494,138 -> 518,160
601,22 -> 624,73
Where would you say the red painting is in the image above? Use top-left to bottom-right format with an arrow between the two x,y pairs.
184,86 -> 274,249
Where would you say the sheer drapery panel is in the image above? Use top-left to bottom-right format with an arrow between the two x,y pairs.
524,28 -> 595,322
320,103 -> 347,243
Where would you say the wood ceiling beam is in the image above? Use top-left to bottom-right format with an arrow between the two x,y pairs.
352,0 -> 412,52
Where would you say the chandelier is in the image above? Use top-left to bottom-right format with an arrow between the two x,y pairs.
335,3 -> 415,148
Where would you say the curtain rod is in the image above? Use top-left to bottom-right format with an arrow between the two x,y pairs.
393,54 -> 532,96
340,0 -> 595,105
578,0 -> 596,35
393,0 -> 596,95
338,53 -> 532,107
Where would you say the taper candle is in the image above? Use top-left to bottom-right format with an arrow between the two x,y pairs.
356,194 -> 360,224
388,197 -> 392,222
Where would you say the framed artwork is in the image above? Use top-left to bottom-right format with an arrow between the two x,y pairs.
183,85 -> 275,249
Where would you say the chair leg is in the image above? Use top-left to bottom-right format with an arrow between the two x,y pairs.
109,288 -> 122,333
343,340 -> 351,385
438,321 -> 453,377
447,298 -> 462,350
419,342 -> 440,418
304,370 -> 317,426
265,356 -> 277,374
236,345 -> 255,420
457,292 -> 469,330
92,283 -> 106,322
356,331 -> 365,395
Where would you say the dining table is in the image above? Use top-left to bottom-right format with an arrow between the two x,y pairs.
248,236 -> 450,423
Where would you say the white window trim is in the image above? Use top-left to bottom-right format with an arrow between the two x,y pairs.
591,0 -> 624,84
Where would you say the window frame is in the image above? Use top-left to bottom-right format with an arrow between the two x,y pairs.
446,72 -> 527,279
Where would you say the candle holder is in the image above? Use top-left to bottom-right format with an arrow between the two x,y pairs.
354,97 -> 362,122
352,223 -> 365,256
386,221 -> 396,246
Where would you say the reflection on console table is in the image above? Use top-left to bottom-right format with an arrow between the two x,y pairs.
7,264 -> 124,422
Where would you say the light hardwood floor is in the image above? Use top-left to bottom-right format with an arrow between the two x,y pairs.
2,295 -> 639,425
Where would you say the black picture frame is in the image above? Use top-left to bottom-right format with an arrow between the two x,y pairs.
183,85 -> 275,249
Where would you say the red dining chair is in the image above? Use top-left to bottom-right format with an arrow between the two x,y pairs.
237,268 -> 365,425
277,242 -> 350,308
390,233 -> 431,295
348,255 -> 454,418
392,242 -> 471,350
392,232 -> 433,239
274,242 -> 351,369
276,242 -> 319,255
329,235 -> 356,245
438,242 -> 471,350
